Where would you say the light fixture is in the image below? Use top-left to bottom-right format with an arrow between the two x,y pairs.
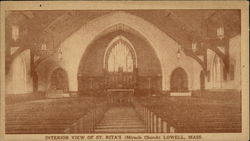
217,12 -> 225,40
192,41 -> 197,52
57,47 -> 63,60
177,48 -> 181,59
41,43 -> 47,51
217,26 -> 224,40
39,43 -> 48,55
200,42 -> 204,48
12,25 -> 19,41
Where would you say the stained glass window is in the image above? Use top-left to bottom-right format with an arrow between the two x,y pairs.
212,54 -> 223,88
107,40 -> 134,72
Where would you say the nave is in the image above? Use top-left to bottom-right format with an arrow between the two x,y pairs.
4,10 -> 243,135
6,93 -> 241,134
6,97 -> 106,134
94,106 -> 146,133
137,93 -> 241,133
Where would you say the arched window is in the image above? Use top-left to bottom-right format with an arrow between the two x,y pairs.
7,55 -> 27,94
211,54 -> 224,88
170,67 -> 188,92
49,68 -> 68,92
104,35 -> 136,72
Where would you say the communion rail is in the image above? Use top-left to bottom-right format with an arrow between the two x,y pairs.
133,99 -> 175,133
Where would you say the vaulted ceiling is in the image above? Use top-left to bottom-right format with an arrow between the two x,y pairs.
5,9 -> 240,71
6,10 -> 240,48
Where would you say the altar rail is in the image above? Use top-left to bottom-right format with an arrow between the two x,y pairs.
133,100 -> 175,133
107,89 -> 134,104
64,102 -> 109,133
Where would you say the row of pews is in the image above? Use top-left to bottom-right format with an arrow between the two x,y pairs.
138,94 -> 241,133
6,93 -> 45,105
6,97 -> 107,134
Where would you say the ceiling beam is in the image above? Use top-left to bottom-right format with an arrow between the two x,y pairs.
204,37 -> 230,72
22,11 -> 34,19
9,46 -> 29,63
184,49 -> 207,71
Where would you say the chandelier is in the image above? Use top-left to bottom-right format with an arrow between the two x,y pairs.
57,47 -> 63,60
217,26 -> 224,40
38,43 -> 53,56
191,40 -> 198,53
12,25 -> 19,41
177,48 -> 181,59
217,12 -> 225,40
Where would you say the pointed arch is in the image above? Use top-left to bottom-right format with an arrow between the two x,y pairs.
57,11 -> 189,91
103,35 -> 137,72
170,67 -> 188,92
211,54 -> 224,88
7,54 -> 27,94
48,67 -> 69,92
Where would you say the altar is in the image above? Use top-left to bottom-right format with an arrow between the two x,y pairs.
107,89 -> 134,104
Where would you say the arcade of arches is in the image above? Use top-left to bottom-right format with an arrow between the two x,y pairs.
77,31 -> 162,97
6,11 -> 241,96
5,10 -> 242,134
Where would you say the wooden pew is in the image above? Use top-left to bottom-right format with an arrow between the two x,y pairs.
137,95 -> 241,133
5,97 -> 107,134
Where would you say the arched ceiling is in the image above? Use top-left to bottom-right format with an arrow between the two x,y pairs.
6,10 -> 240,48
6,10 -> 240,70
77,30 -> 162,76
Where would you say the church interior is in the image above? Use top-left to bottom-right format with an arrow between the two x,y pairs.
5,10 -> 241,133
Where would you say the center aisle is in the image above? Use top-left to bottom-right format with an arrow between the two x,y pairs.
94,106 -> 146,133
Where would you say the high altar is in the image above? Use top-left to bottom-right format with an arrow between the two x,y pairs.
104,67 -> 137,104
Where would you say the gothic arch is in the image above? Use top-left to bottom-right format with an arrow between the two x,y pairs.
210,54 -> 224,88
6,49 -> 35,94
170,67 -> 189,92
57,11 -> 196,91
103,35 -> 137,71
48,67 -> 69,92
6,54 -> 27,94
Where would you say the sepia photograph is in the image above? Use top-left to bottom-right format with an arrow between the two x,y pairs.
0,1 -> 249,141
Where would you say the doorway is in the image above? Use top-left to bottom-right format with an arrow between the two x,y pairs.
170,67 -> 188,92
